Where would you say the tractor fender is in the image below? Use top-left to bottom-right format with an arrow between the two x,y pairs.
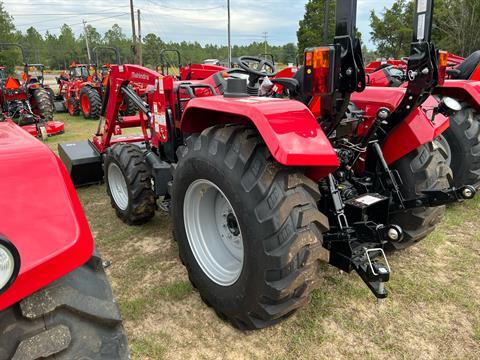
434,80 -> 480,111
351,88 -> 449,165
382,96 -> 449,165
0,121 -> 93,311
180,96 -> 339,178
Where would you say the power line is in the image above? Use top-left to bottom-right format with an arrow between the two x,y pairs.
33,13 -> 130,32
143,0 -> 224,11
11,12 -> 128,16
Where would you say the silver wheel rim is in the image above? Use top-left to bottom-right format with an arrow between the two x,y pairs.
436,135 -> 452,167
108,162 -> 129,211
183,179 -> 244,286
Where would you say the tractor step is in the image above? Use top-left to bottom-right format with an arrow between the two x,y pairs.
58,140 -> 103,187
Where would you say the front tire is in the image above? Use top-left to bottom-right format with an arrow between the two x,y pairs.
66,97 -> 79,116
389,142 -> 452,250
80,86 -> 102,119
172,125 -> 329,330
0,254 -> 129,360
105,143 -> 156,225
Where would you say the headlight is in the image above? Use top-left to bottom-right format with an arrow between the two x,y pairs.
0,238 -> 20,294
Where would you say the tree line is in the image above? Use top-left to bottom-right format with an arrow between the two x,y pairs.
298,0 -> 480,61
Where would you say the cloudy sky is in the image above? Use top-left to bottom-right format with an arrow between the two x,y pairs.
3,0 -> 395,48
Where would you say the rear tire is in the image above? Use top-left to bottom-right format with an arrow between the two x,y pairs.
80,86 -> 102,119
0,254 -> 129,360
32,88 -> 54,121
438,103 -> 480,187
46,87 -> 55,111
105,143 -> 156,225
172,125 -> 329,330
389,142 -> 452,250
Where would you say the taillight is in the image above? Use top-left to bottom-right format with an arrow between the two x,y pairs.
303,46 -> 336,96
438,50 -> 448,85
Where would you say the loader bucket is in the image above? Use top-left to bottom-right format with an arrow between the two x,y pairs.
58,140 -> 103,187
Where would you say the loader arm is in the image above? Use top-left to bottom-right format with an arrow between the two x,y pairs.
96,64 -> 174,152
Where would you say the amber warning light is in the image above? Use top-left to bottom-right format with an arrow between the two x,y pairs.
438,50 -> 448,85
303,46 -> 336,97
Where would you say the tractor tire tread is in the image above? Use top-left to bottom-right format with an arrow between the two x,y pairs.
80,86 -> 102,119
442,103 -> 480,186
32,88 -> 54,121
389,142 -> 452,250
173,125 -> 329,330
105,143 -> 156,225
0,254 -> 129,360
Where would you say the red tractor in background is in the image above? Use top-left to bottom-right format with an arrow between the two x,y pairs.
55,46 -> 135,118
364,50 -> 480,189
59,0 -> 475,330
0,121 -> 128,359
158,49 -> 227,80
63,62 -> 102,119
0,43 -> 64,139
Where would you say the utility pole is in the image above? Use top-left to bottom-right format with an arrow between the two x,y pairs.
323,0 -> 330,44
83,20 -> 91,63
129,0 -> 137,63
227,0 -> 232,67
137,9 -> 142,65
262,32 -> 268,58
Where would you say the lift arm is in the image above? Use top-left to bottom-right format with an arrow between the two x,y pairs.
384,0 -> 438,130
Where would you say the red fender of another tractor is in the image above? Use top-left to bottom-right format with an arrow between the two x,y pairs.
180,63 -> 227,81
351,87 -> 449,165
434,80 -> 480,111
180,96 -> 339,179
0,121 -> 93,311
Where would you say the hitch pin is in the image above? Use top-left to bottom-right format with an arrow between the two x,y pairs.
365,248 -> 391,305
365,248 -> 391,276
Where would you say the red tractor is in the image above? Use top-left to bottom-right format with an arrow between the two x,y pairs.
0,121 -> 128,358
158,49 -> 227,81
55,62 -> 102,119
364,50 -> 480,189
55,47 -> 135,119
0,43 -> 64,139
59,0 -> 475,330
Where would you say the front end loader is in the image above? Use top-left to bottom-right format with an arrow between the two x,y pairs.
58,0 -> 475,330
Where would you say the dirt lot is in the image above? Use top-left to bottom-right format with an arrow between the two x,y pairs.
45,113 -> 480,359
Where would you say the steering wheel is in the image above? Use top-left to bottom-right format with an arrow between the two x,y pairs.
235,56 -> 277,77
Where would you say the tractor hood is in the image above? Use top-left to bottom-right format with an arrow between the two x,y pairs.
0,121 -> 93,310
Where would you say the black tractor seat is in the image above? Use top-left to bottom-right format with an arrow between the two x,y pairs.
447,50 -> 480,80
270,77 -> 300,95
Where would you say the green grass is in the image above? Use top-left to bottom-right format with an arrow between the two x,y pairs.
151,281 -> 193,301
47,114 -> 480,359
130,333 -> 169,360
